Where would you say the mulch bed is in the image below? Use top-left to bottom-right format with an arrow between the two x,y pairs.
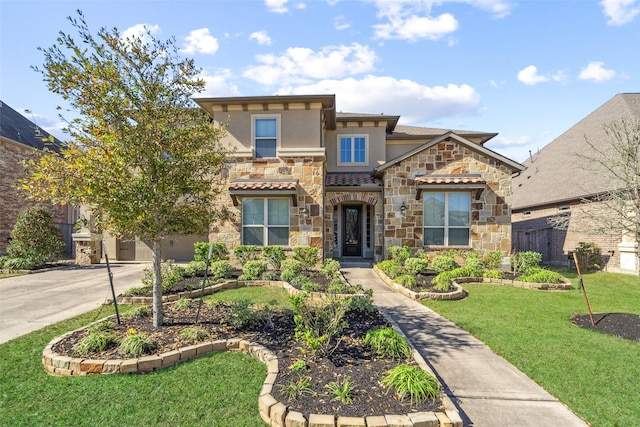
52,302 -> 442,418
571,312 -> 640,341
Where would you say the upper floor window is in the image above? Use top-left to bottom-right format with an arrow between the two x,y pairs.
253,115 -> 279,159
423,192 -> 471,246
338,135 -> 367,165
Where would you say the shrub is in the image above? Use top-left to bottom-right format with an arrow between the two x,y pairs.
240,260 -> 268,280
291,294 -> 349,358
89,321 -> 113,333
289,359 -> 308,371
0,256 -> 8,268
327,279 -> 355,294
179,325 -> 210,342
73,331 -> 119,356
465,256 -> 486,272
405,257 -> 430,276
7,205 -> 64,267
432,266 -> 480,291
209,260 -> 235,280
2,257 -> 37,270
381,364 -> 440,404
278,375 -> 315,401
262,270 -> 279,281
122,286 -> 152,296
387,246 -> 412,265
574,242 -> 601,271
173,298 -> 192,310
348,289 -> 375,312
513,251 -> 542,274
194,242 -> 229,262
262,246 -> 286,270
225,299 -> 259,328
319,258 -> 342,279
126,306 -> 150,318
234,245 -> 261,264
325,376 -> 355,404
377,260 -> 402,279
141,259 -> 185,293
293,247 -> 319,271
396,274 -> 418,288
364,327 -> 412,359
483,269 -> 504,280
484,251 -> 503,269
118,329 -> 155,356
281,259 -> 303,282
431,255 -> 458,273
184,260 -> 207,277
517,268 -> 566,284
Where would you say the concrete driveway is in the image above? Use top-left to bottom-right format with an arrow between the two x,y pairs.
0,262 -> 149,344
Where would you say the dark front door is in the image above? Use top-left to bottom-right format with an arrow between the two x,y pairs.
342,206 -> 362,257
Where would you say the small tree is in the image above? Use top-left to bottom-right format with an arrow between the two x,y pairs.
8,205 -> 65,267
20,11 -> 231,326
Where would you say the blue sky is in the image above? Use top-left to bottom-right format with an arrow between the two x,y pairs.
1,0 -> 638,162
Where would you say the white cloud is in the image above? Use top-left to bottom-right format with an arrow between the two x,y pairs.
277,75 -> 481,123
579,61 -> 617,82
334,15 -> 351,30
265,0 -> 289,13
517,65 -> 550,85
199,69 -> 242,97
487,135 -> 534,148
600,0 -> 640,25
465,0 -> 513,18
243,43 -> 377,85
181,28 -> 219,55
373,12 -> 459,41
249,31 -> 272,46
121,24 -> 161,44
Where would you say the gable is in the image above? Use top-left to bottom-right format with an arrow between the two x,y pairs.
0,101 -> 62,152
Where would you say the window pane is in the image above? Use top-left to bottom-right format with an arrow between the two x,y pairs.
242,199 -> 264,225
268,199 -> 289,225
340,137 -> 352,163
255,139 -> 276,158
449,228 -> 470,246
424,193 -> 445,226
354,137 -> 366,163
448,193 -> 470,226
243,227 -> 264,245
268,227 -> 289,245
255,118 -> 276,137
425,228 -> 444,245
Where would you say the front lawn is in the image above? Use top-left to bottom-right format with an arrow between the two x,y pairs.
0,289 -> 287,427
422,270 -> 640,427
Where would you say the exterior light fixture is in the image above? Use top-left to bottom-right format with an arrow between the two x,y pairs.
400,201 -> 407,216
302,208 -> 309,219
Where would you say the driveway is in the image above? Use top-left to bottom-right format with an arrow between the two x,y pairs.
0,262 -> 149,344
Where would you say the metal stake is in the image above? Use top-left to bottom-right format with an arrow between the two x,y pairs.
103,240 -> 121,325
573,251 -> 595,327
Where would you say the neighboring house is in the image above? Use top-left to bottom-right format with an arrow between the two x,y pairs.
195,94 -> 524,263
0,100 -> 75,256
511,93 -> 640,275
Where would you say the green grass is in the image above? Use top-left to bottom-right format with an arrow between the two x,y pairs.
422,270 -> 640,427
203,285 -> 293,309
0,286 -> 294,426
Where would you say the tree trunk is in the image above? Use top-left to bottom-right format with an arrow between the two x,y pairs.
152,239 -> 164,327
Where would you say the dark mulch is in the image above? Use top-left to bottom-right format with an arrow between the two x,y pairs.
571,312 -> 640,341
52,303 -> 442,418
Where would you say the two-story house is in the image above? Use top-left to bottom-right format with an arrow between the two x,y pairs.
195,94 -> 524,263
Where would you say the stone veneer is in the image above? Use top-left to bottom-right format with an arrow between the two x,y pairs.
383,141 -> 514,257
44,280 -> 463,427
210,155 -> 325,255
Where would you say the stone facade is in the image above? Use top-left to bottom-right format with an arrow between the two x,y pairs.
382,141 -> 514,257
210,155 -> 325,253
0,138 -> 73,255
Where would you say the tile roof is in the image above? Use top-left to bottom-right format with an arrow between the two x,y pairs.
325,173 -> 382,187
415,175 -> 486,185
229,180 -> 298,191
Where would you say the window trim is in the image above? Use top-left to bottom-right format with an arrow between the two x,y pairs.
252,114 -> 281,159
423,191 -> 471,247
241,197 -> 290,246
337,134 -> 368,166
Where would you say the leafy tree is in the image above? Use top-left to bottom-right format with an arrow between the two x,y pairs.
7,205 -> 65,267
20,10 -> 231,326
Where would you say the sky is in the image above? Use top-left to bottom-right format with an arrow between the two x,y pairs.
1,0 -> 638,163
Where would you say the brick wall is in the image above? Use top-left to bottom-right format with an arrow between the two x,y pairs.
0,139 -> 72,255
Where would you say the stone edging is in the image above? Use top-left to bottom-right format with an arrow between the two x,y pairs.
44,284 -> 463,426
373,265 -> 573,300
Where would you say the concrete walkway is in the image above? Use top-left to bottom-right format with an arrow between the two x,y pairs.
342,267 -> 589,427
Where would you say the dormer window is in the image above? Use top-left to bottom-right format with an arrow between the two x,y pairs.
338,135 -> 368,165
253,115 -> 280,159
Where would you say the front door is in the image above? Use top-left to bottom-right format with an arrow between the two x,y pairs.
342,206 -> 362,257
